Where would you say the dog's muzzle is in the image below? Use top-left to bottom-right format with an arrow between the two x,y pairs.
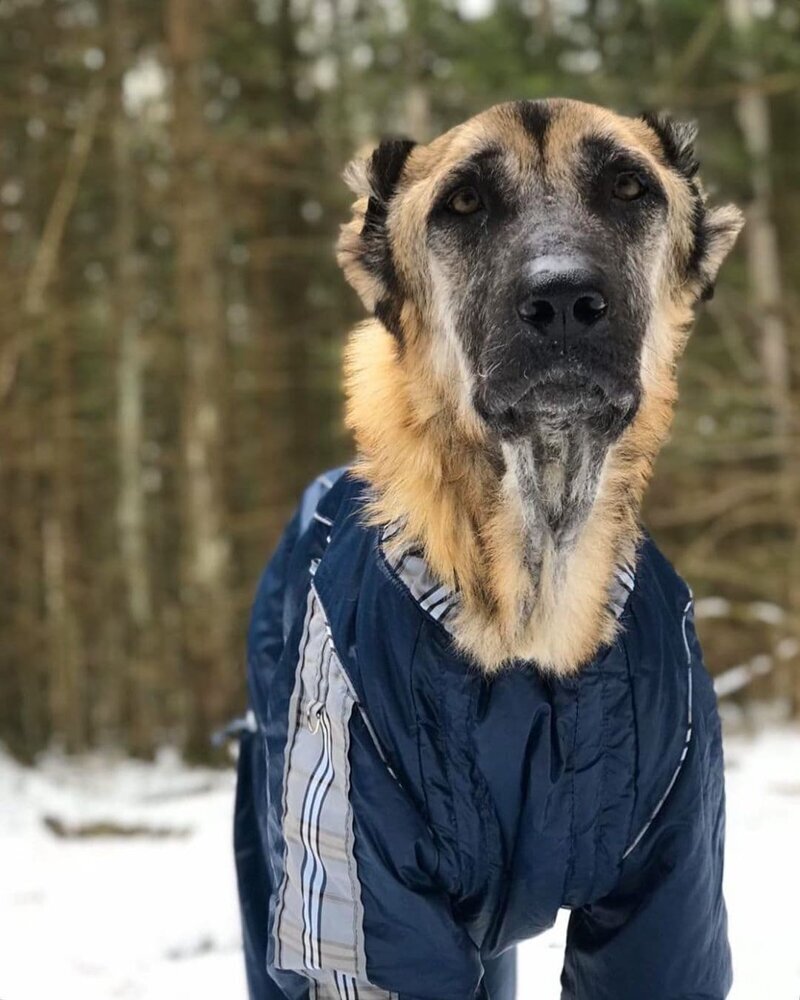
473,258 -> 641,440
516,257 -> 609,345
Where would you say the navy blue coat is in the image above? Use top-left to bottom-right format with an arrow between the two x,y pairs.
234,468 -> 731,999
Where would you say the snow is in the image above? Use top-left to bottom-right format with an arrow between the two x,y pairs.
0,749 -> 245,1000
2,728 -> 799,999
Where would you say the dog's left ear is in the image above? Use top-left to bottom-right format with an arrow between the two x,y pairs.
641,111 -> 744,300
337,137 -> 417,332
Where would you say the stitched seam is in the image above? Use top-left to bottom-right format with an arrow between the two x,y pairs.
563,679 -> 581,903
339,689 -> 362,978
462,680 -> 482,897
592,655 -> 608,899
408,618 -> 433,826
436,657 -> 462,893
622,597 -> 694,859
620,629 -> 640,862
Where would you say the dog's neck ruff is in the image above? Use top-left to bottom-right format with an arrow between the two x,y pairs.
344,318 -> 677,673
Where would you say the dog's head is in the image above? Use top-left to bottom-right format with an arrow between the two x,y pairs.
338,99 -> 742,444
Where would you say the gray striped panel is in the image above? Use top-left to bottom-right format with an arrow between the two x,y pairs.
312,971 -> 399,999
274,585 -> 393,996
380,524 -> 458,632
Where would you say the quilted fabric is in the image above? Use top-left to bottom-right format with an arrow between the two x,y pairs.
235,469 -> 731,1000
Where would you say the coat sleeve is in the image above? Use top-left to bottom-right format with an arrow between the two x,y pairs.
235,508 -> 306,1000
236,726 -> 288,999
561,616 -> 732,1000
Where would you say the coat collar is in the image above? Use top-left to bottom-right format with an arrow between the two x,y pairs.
380,519 -> 636,645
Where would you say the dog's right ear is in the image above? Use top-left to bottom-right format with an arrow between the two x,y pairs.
343,137 -> 417,203
337,137 -> 417,332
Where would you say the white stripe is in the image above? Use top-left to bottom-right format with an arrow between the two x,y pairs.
617,567 -> 635,591
438,600 -> 457,623
622,598 -> 694,859
420,585 -> 450,612
429,597 -> 455,621
314,511 -> 333,527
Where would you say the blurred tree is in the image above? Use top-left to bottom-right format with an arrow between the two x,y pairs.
109,0 -> 158,755
166,0 -> 234,759
0,0 -> 797,758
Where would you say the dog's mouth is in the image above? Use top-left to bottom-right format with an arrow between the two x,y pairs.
474,368 -> 640,441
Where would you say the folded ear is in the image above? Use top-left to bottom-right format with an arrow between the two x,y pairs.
693,203 -> 745,300
640,111 -> 699,179
343,137 -> 417,202
337,137 -> 417,334
642,110 -> 744,300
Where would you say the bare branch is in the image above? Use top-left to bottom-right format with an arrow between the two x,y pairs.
23,86 -> 104,317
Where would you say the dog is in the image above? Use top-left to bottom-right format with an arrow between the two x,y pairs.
235,99 -> 742,1000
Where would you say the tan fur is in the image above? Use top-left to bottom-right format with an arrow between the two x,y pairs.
339,100 -> 742,673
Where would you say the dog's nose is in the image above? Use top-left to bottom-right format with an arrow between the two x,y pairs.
517,262 -> 609,340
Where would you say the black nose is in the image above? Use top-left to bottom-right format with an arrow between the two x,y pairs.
517,264 -> 609,340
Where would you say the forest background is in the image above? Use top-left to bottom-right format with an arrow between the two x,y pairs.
1,0 -> 799,761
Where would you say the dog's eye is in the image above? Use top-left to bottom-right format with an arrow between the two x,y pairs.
447,186 -> 483,215
612,171 -> 648,201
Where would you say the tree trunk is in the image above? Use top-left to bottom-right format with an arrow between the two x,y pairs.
111,0 -> 157,755
42,300 -> 86,752
403,0 -> 433,139
23,76 -> 99,753
726,0 -> 791,438
1,303 -> 44,759
166,0 -> 233,759
727,0 -> 799,711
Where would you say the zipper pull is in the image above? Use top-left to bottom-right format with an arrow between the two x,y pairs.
307,702 -> 325,734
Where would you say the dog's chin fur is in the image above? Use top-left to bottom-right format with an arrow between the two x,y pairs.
344,304 -> 689,674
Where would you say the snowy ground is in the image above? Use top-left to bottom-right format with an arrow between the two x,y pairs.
1,726 -> 799,999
